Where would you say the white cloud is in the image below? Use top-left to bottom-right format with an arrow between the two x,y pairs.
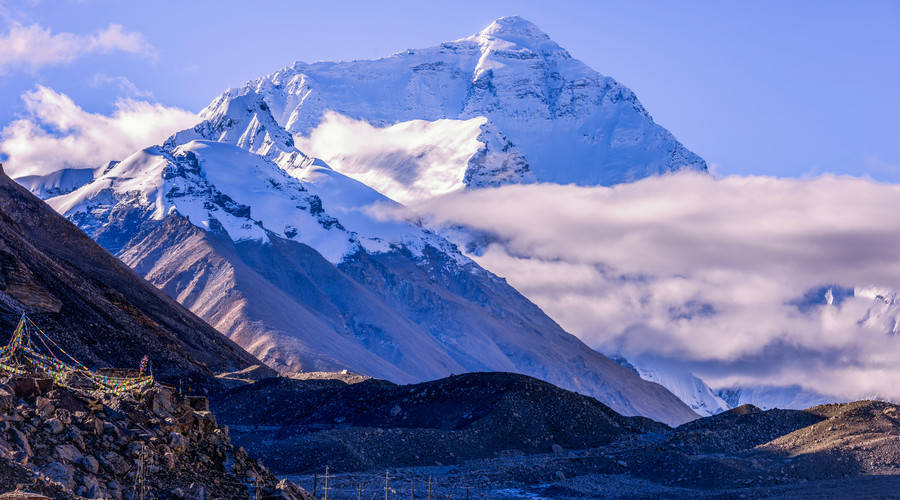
90,73 -> 153,98
0,23 -> 155,74
382,173 -> 900,400
0,85 -> 197,176
294,112 -> 486,204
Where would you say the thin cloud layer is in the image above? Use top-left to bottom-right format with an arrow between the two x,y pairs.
0,86 -> 197,176
90,73 -> 153,98
0,23 -> 155,74
385,173 -> 900,400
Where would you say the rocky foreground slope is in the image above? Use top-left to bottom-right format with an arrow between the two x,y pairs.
0,376 -> 312,499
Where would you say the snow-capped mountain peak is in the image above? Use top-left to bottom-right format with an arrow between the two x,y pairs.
191,16 -> 706,205
468,16 -> 574,79
477,16 -> 550,42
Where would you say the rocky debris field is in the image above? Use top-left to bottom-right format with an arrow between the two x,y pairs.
215,372 -> 900,499
212,372 -> 667,474
0,376 -> 313,499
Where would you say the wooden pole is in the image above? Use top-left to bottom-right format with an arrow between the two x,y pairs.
411,478 -> 415,500
358,484 -> 362,500
385,469 -> 390,500
324,466 -> 329,500
427,477 -> 432,500
314,473 -> 318,497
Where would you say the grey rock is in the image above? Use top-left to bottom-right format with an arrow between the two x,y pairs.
101,451 -> 129,475
169,431 -> 188,454
55,443 -> 83,463
46,416 -> 64,434
80,454 -> 100,474
41,461 -> 75,489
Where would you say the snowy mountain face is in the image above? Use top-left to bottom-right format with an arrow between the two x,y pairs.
198,16 -> 705,204
614,356 -> 728,416
43,99 -> 698,425
12,167 -> 97,199
716,385 -> 837,411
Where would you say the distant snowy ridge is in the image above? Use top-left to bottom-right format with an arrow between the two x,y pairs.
614,356 -> 728,416
716,385 -> 838,411
202,15 -> 705,203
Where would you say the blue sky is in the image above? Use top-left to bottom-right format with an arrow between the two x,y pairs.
1,0 -> 898,179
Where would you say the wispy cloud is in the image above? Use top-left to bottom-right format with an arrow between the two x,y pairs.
90,73 -> 153,98
0,86 -> 197,176
379,174 -> 900,400
0,23 -> 155,74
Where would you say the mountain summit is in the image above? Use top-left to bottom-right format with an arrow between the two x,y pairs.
186,16 -> 707,203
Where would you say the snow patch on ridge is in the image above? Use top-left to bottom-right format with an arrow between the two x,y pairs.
50,140 -> 467,264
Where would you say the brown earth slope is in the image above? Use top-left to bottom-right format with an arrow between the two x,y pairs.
0,168 -> 268,393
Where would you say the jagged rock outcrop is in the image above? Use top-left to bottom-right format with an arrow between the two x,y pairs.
0,377 -> 313,499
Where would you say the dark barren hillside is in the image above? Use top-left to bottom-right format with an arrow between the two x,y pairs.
214,371 -> 900,499
213,371 -> 667,474
0,167 -> 267,392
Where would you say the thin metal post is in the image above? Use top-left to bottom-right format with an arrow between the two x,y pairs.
324,465 -> 329,500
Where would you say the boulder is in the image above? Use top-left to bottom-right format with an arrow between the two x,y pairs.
45,417 -> 64,435
81,474 -> 102,499
35,396 -> 54,418
11,377 -> 52,399
10,427 -> 31,463
80,455 -> 100,474
169,432 -> 188,454
101,451 -> 129,475
186,483 -> 206,500
54,443 -> 83,463
41,461 -> 75,490
0,386 -> 14,413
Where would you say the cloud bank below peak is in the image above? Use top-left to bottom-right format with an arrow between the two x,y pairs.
375,172 -> 900,401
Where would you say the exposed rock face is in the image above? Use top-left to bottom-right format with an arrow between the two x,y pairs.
0,170 -> 267,393
0,377 -> 314,499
